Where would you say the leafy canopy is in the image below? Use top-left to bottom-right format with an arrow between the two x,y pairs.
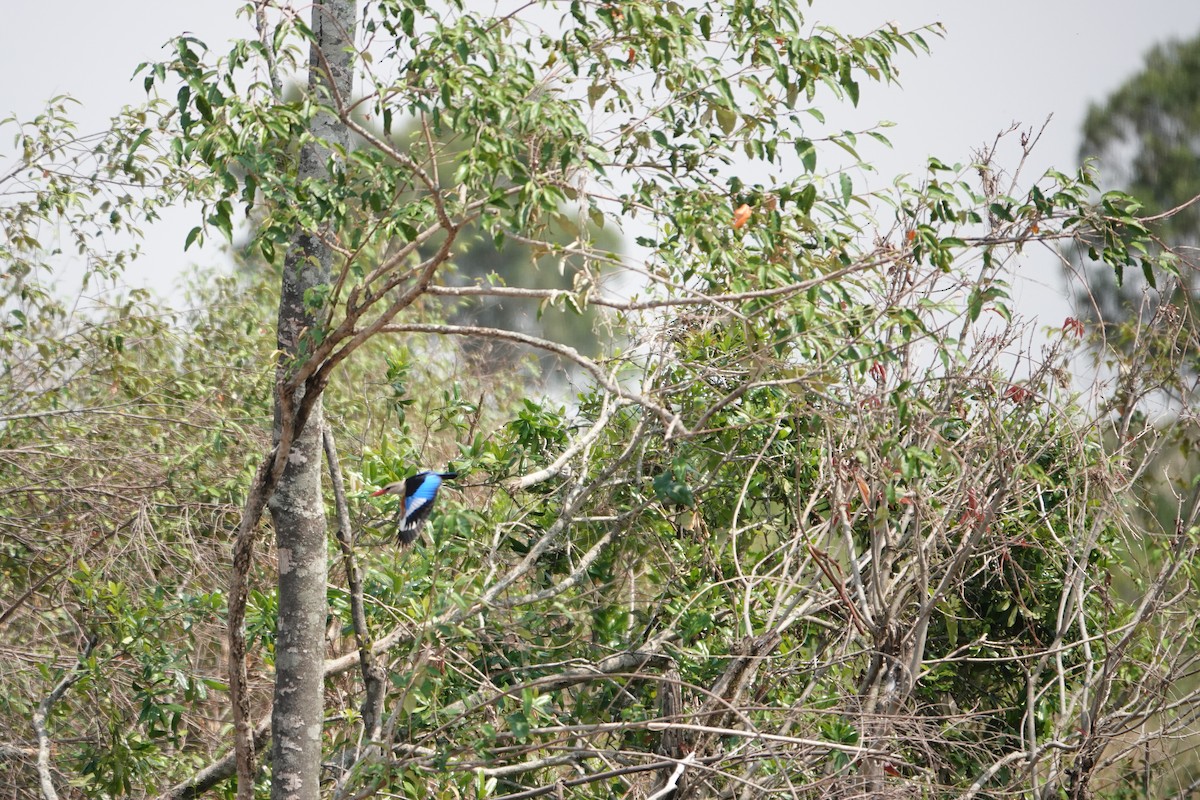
1,2 -> 1196,799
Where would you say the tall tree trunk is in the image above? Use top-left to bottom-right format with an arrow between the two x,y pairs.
269,3 -> 355,799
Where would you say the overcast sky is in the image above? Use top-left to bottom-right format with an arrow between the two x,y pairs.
3,1 -> 1199,330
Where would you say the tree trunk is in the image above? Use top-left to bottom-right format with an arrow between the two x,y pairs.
269,3 -> 355,799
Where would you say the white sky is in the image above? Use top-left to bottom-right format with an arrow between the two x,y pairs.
3,0 -> 1199,333
815,2 -> 1200,331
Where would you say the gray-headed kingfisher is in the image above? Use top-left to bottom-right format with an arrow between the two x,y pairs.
371,471 -> 457,545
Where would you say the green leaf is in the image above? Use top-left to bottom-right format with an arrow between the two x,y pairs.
507,711 -> 530,742
714,78 -> 736,108
587,83 -> 608,108
796,139 -> 816,173
1141,261 -> 1157,289
206,200 -> 233,242
796,184 -> 817,215
988,203 -> 1014,222
716,106 -> 737,135
184,226 -> 202,251
653,469 -> 695,508
123,128 -> 151,172
967,287 -> 983,322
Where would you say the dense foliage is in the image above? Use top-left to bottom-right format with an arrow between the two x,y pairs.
2,2 -> 1199,800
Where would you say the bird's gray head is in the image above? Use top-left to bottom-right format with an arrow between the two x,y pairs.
370,481 -> 406,497
369,471 -> 457,497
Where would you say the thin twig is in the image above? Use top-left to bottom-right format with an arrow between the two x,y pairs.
253,1 -> 284,101
323,424 -> 384,740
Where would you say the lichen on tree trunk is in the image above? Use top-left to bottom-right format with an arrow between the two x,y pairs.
267,2 -> 356,799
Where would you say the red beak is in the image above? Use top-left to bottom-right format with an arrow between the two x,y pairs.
370,487 -> 388,496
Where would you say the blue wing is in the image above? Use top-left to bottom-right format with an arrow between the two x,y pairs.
405,473 -> 442,506
397,473 -> 445,543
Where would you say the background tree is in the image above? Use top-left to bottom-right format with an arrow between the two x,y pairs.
3,3 -> 1200,800
1071,30 -> 1200,360
1069,29 -> 1200,674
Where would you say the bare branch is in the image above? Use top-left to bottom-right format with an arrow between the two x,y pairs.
32,635 -> 97,800
323,424 -> 384,740
381,323 -> 685,436
253,1 -> 284,101
646,752 -> 696,800
159,719 -> 272,800
507,393 -> 618,491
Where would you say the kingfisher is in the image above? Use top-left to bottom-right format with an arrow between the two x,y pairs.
370,471 -> 457,545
